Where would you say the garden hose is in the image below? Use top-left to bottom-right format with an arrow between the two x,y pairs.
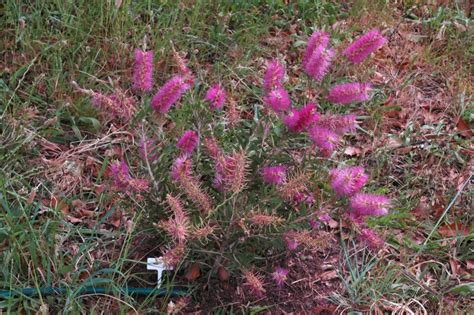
0,287 -> 187,299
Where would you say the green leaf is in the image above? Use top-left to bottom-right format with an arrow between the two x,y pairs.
447,283 -> 474,296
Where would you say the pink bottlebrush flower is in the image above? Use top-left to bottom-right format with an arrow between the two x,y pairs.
177,130 -> 198,155
162,243 -> 185,268
319,214 -> 331,222
329,166 -> 369,197
243,271 -> 266,298
283,103 -> 319,132
127,178 -> 149,192
212,170 -> 224,191
263,59 -> 285,92
284,235 -> 299,251
317,114 -> 357,135
139,137 -> 159,163
171,47 -> 194,84
304,48 -> 334,82
350,193 -> 390,217
110,161 -> 148,192
328,82 -> 372,105
170,157 -> 213,214
263,87 -> 291,112
133,49 -> 154,92
151,76 -> 190,113
171,156 -> 193,181
205,84 -> 226,110
203,136 -> 221,161
309,219 -> 320,229
310,213 -> 332,229
309,125 -> 340,156
293,192 -> 315,205
359,228 -> 385,251
261,165 -> 287,185
219,151 -> 248,193
283,110 -> 300,131
343,29 -> 386,64
272,267 -> 289,287
165,216 -> 190,243
92,90 -> 136,122
303,30 -> 330,67
110,161 -> 131,190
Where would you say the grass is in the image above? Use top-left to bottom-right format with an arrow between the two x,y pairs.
1,0 -> 472,313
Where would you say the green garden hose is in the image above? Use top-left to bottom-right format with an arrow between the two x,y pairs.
0,287 -> 187,299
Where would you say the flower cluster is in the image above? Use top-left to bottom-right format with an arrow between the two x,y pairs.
177,130 -> 199,155
343,29 -> 386,64
328,82 -> 372,105
283,103 -> 319,132
350,193 -> 390,217
303,31 -> 333,81
329,166 -> 369,197
151,76 -> 191,113
263,59 -> 285,92
76,27 -> 391,300
91,89 -> 137,122
205,84 -> 226,110
132,49 -> 154,93
110,161 -> 149,193
261,165 -> 287,185
263,88 -> 291,113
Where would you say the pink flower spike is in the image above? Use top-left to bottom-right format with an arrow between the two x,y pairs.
317,114 -> 358,135
133,49 -> 154,92
177,130 -> 199,155
359,228 -> 385,251
286,238 -> 298,251
304,48 -> 334,82
303,30 -> 330,67
263,88 -> 291,112
309,125 -> 340,156
283,103 -> 319,132
272,267 -> 289,287
263,59 -> 285,92
139,137 -> 159,163
329,166 -> 368,197
350,193 -> 390,217
328,82 -> 372,105
261,165 -> 287,185
205,84 -> 226,110
110,160 -> 149,192
171,156 -> 193,181
151,75 -> 190,113
343,29 -> 386,64
110,161 -> 131,190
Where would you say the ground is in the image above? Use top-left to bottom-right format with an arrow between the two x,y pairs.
0,1 -> 472,314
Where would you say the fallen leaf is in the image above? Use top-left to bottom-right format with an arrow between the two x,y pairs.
450,257 -> 460,275
466,260 -> 474,270
438,222 -> 470,237
412,197 -> 429,218
185,263 -> 200,282
456,117 -> 473,138
344,146 -> 361,157
66,216 -> 82,223
109,209 -> 122,228
27,189 -> 37,205
43,196 -> 69,215
218,266 -> 230,282
318,270 -> 338,281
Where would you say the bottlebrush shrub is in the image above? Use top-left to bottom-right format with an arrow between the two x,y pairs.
73,28 -> 388,299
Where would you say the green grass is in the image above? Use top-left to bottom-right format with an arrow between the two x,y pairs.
1,0 -> 472,313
